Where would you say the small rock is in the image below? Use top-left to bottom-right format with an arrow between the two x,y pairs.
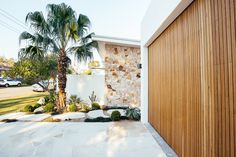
37,98 -> 45,105
34,106 -> 44,113
87,110 -> 109,118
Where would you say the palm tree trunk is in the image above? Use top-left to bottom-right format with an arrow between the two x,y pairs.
57,49 -> 67,112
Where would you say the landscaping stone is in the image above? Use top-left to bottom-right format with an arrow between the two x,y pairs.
37,98 -> 45,105
34,106 -> 45,113
17,114 -> 51,121
52,112 -> 86,120
107,109 -> 126,116
0,112 -> 26,121
87,110 -> 109,118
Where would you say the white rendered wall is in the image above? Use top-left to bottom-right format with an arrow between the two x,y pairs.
141,0 -> 193,46
141,47 -> 148,122
66,74 -> 105,105
141,0 -> 193,122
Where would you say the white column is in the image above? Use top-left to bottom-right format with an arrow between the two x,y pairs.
141,46 -> 148,123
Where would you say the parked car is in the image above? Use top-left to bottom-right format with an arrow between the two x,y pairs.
32,80 -> 55,92
32,82 -> 46,92
0,78 -> 22,87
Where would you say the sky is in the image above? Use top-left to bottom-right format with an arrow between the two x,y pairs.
0,0 -> 151,59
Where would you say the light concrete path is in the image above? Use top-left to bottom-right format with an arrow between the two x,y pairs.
0,112 -> 51,122
17,114 -> 51,121
0,86 -> 35,99
0,122 -> 167,157
0,112 -> 26,121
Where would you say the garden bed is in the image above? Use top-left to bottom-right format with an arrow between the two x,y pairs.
0,92 -> 141,123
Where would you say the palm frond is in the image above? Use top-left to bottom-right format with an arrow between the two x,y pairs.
19,31 -> 35,44
77,14 -> 91,37
69,40 -> 98,62
67,21 -> 79,43
47,3 -> 76,47
26,11 -> 49,34
18,45 -> 45,60
79,32 -> 94,44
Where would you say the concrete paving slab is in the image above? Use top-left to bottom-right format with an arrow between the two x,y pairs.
17,114 -> 51,121
0,122 -> 167,157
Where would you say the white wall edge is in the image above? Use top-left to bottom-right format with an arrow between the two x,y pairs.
141,47 -> 148,123
142,0 -> 193,47
92,35 -> 140,48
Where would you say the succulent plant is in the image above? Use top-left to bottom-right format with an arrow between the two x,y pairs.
125,107 -> 141,121
78,103 -> 91,112
69,95 -> 83,104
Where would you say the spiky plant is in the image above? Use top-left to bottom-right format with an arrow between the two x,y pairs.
89,91 -> 97,104
69,95 -> 83,104
125,107 -> 141,121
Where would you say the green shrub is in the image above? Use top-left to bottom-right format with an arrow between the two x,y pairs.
111,111 -> 121,121
78,103 -> 91,112
23,105 -> 34,112
69,103 -> 78,112
92,103 -> 100,110
125,107 -> 141,121
84,117 -> 112,122
45,92 -> 56,104
44,95 -> 49,103
44,103 -> 54,113
33,103 -> 41,109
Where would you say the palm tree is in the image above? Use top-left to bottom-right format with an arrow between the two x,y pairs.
19,3 -> 97,111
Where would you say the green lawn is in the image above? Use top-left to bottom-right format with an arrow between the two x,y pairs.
0,93 -> 48,115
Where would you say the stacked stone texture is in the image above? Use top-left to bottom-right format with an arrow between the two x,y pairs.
104,45 -> 141,107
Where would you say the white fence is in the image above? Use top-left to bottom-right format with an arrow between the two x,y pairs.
65,74 -> 105,105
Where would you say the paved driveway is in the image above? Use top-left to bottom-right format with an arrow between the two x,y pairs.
0,122 -> 167,157
0,86 -> 34,99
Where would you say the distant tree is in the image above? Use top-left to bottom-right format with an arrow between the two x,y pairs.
0,56 -> 15,67
5,55 -> 58,85
19,3 -> 97,111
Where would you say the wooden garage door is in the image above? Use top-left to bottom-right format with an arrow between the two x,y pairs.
148,0 -> 236,157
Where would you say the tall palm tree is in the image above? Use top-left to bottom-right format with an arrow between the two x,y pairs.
19,3 -> 97,111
